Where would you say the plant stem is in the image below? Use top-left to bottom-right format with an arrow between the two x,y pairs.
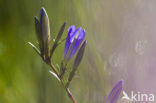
65,67 -> 76,88
48,60 -> 59,76
66,88 -> 77,103
59,61 -> 66,79
47,60 -> 77,103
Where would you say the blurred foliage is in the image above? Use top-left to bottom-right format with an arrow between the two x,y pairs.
0,0 -> 113,103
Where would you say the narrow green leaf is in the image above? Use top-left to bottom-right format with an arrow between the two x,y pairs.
28,42 -> 40,55
55,22 -> 66,42
50,22 -> 66,58
49,70 -> 60,82
57,38 -> 66,45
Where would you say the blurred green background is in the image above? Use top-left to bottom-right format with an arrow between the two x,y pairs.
1,0 -> 155,103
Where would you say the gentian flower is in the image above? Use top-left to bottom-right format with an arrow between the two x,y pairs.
66,41 -> 87,88
106,80 -> 123,103
64,25 -> 86,61
34,7 -> 50,59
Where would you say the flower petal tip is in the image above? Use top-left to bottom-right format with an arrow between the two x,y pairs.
105,80 -> 123,103
41,7 -> 46,13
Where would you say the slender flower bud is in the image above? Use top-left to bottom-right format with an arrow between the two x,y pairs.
60,25 -> 86,79
106,80 -> 123,103
64,25 -> 86,61
73,40 -> 87,68
40,7 -> 50,58
65,40 -> 87,88
40,7 -> 50,45
34,7 -> 50,59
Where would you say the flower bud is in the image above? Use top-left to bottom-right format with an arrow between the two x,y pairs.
64,25 -> 86,61
40,7 -> 50,58
65,41 -> 87,88
73,40 -> 87,68
34,7 -> 51,58
40,7 -> 50,44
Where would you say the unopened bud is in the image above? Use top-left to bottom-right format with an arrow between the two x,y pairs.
40,7 -> 50,44
39,7 -> 51,58
73,40 -> 87,68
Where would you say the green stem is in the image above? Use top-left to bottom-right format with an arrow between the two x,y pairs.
47,60 -> 77,103
66,88 -> 77,103
48,60 -> 60,76
66,67 -> 76,88
59,61 -> 67,79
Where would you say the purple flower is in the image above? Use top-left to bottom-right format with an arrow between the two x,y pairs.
64,25 -> 86,60
105,80 -> 123,103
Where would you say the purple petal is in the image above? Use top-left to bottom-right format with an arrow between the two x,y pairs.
105,80 -> 123,103
64,38 -> 77,60
64,26 -> 86,60
78,28 -> 86,39
68,25 -> 76,37
40,8 -> 46,34
64,25 -> 76,57
70,28 -> 86,58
